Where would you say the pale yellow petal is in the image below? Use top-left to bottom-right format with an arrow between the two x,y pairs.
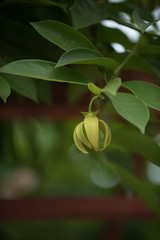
84,116 -> 99,151
75,122 -> 92,149
99,119 -> 111,151
73,125 -> 89,154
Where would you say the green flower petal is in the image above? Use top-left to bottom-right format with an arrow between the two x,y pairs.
99,119 -> 112,151
73,125 -> 89,154
84,115 -> 99,151
75,122 -> 92,149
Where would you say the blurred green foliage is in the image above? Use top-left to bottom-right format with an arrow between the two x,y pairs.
0,0 -> 160,239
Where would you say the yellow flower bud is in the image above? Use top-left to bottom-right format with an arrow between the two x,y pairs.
73,113 -> 111,154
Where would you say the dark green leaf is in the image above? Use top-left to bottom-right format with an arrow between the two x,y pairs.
133,10 -> 160,33
31,21 -> 96,51
108,92 -> 150,133
0,75 -> 11,103
0,60 -> 89,86
146,59 -> 160,78
123,81 -> 160,111
3,74 -> 38,102
102,78 -> 121,96
2,0 -> 65,8
138,44 -> 160,55
71,0 -> 107,29
112,161 -> 160,219
98,25 -> 133,50
55,48 -> 117,69
112,128 -> 160,167
111,53 -> 155,75
34,79 -> 52,104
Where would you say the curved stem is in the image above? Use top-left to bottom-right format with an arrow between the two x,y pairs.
114,35 -> 142,76
88,96 -> 98,112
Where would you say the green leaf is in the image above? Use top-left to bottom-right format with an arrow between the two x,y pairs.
123,81 -> 160,111
133,10 -> 160,33
3,74 -> 38,102
30,20 -> 96,51
55,48 -> 117,69
111,161 -> 160,219
34,79 -> 52,104
138,44 -> 160,55
108,92 -> 150,133
111,53 -> 155,75
145,59 -> 160,78
0,59 -> 89,86
90,160 -> 120,188
98,25 -> 133,50
0,75 -> 11,103
71,0 -> 107,29
102,78 -> 121,96
88,83 -> 102,94
2,0 -> 65,7
111,128 -> 160,167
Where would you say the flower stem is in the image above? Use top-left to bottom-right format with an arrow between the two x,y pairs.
114,35 -> 142,76
88,96 -> 98,112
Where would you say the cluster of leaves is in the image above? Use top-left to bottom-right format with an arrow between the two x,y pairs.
0,0 -> 160,219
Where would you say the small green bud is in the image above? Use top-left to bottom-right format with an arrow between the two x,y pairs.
73,113 -> 111,154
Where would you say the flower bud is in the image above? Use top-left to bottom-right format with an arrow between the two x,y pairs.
73,113 -> 111,154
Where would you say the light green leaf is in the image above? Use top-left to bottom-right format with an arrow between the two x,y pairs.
102,78 -> 121,96
112,128 -> 160,167
3,74 -> 38,102
90,160 -> 120,188
133,10 -> 160,33
30,21 -> 96,51
71,0 -> 107,29
55,48 -> 117,69
123,81 -> 160,111
112,161 -> 160,219
0,75 -> 11,103
88,83 -> 102,94
108,92 -> 150,133
0,59 -> 89,86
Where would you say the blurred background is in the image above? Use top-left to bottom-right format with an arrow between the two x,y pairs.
0,0 -> 160,239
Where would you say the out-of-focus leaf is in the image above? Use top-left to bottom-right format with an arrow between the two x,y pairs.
146,59 -> 160,78
108,92 -> 149,134
3,74 -> 38,102
67,84 -> 87,105
98,25 -> 133,50
138,44 -> 160,55
112,128 -> 160,167
90,160 -> 120,188
111,161 -> 160,219
0,75 -> 11,103
55,48 -> 117,69
111,53 -> 156,75
34,79 -> 52,104
71,0 -> 107,29
133,10 -> 160,33
123,81 -> 160,111
0,60 -> 89,85
31,21 -> 96,51
146,162 -> 160,185
103,78 -> 121,96
2,0 -> 65,8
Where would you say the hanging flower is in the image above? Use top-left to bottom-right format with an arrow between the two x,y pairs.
73,112 -> 111,154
